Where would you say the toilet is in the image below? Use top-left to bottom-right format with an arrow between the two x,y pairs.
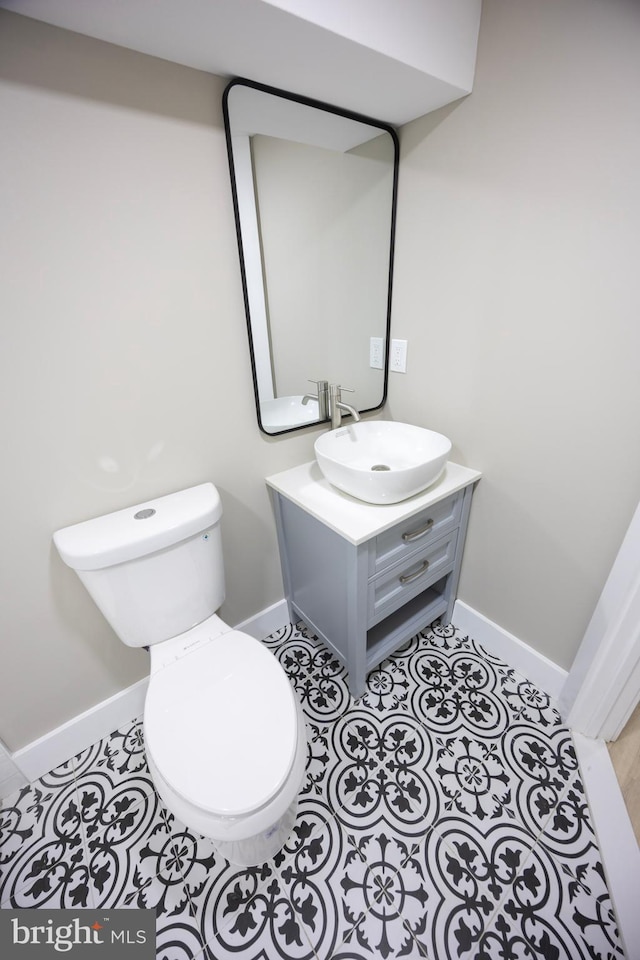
53,482 -> 307,866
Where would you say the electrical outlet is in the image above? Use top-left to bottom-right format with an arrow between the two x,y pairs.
370,337 -> 384,369
390,338 -> 408,373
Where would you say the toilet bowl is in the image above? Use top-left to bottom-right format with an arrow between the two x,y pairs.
143,617 -> 307,864
53,483 -> 307,866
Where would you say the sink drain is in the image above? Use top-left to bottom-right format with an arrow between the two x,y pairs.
371,463 -> 391,471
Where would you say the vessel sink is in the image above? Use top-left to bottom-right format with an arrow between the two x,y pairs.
314,421 -> 451,504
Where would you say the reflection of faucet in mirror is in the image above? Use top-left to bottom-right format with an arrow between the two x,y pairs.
302,380 -> 329,420
329,384 -> 361,430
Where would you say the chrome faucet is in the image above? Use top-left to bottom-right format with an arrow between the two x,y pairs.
302,379 -> 329,420
329,383 -> 361,429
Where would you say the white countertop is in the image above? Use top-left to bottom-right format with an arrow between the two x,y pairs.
266,460 -> 481,545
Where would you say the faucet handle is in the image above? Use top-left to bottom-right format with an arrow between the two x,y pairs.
330,384 -> 355,395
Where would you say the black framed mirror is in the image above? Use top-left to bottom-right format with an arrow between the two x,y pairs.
223,78 -> 399,436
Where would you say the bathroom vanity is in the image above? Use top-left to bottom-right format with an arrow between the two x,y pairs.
266,460 -> 481,696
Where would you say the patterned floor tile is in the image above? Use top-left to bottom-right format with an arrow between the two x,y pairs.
327,711 -> 440,840
201,897 -> 317,960
431,732 -> 514,823
180,794 -> 334,890
155,917 -> 207,960
1,774 -> 65,892
333,916 -> 429,959
334,820 -> 505,960
337,831 -> 433,959
357,658 -> 413,716
104,865 -> 205,959
72,721 -> 156,825
73,718 -> 147,781
269,813 -> 369,960
0,776 -> 92,908
461,634 -> 563,729
268,622 -> 353,725
74,767 -> 158,846
398,622 -> 468,658
260,620 -> 301,652
301,720 -> 338,809
86,793 -> 192,909
476,832 -> 624,959
536,771 -> 599,862
426,721 -> 578,842
498,670 -> 563,731
183,798 -> 336,957
355,624 -> 470,721
192,854 -> 315,959
0,622 -> 626,960
38,757 -> 78,789
421,810 -> 623,960
418,817 -> 537,958
360,633 -> 514,742
499,723 -> 579,839
532,771 -> 624,957
414,648 -> 513,739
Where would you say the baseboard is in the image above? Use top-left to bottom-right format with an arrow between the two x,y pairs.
572,732 -> 640,958
10,677 -> 149,789
235,598 -> 290,640
453,600 -> 568,701
5,601 -> 291,794
0,740 -> 29,800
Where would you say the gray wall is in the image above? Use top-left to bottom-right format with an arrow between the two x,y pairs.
390,0 -> 640,670
0,12 -> 318,751
2,0 -> 640,752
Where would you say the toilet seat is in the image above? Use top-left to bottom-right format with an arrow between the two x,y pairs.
144,630 -> 298,817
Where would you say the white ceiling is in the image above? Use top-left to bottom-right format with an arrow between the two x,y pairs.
0,0 -> 481,125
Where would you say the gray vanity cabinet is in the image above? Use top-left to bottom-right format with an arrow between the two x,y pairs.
266,461 -> 480,697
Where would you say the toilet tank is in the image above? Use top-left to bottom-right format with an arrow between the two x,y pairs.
53,483 -> 225,647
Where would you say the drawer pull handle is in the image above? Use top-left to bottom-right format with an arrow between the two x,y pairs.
399,559 -> 430,584
402,518 -> 434,542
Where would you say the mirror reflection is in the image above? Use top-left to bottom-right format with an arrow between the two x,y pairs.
223,79 -> 399,435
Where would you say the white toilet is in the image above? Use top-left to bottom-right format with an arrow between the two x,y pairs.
53,482 -> 307,866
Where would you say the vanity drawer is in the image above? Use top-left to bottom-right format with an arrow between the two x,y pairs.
368,529 -> 458,626
370,490 -> 462,577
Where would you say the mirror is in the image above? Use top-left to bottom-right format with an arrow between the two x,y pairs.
223,79 -> 399,435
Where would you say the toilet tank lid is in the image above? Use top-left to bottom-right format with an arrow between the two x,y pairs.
53,483 -> 222,571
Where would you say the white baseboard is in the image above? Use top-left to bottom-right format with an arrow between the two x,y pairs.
0,740 -> 29,800
10,677 -> 149,789
572,732 -> 640,958
5,601 -> 291,794
453,600 -> 568,701
235,598 -> 290,640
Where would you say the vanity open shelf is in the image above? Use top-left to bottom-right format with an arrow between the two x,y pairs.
266,460 -> 481,697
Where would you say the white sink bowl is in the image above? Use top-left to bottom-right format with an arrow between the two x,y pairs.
314,421 -> 451,504
260,396 -> 319,431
